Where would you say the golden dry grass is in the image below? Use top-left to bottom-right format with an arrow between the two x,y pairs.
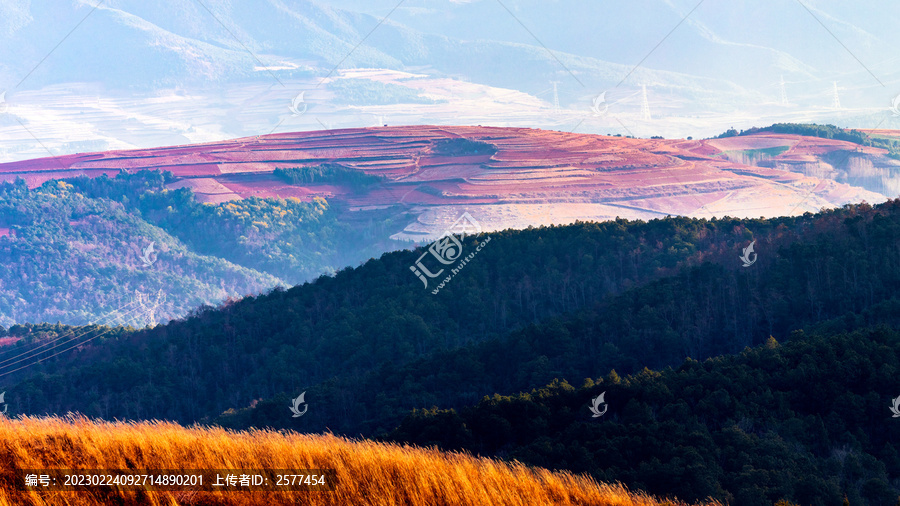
0,414 -> 720,506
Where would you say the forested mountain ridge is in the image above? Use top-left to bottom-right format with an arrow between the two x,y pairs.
2,199 -> 900,429
0,177 -> 281,327
2,122 -> 895,327
0,171 -> 406,326
208,199 -> 900,437
387,325 -> 900,506
1,209 -> 744,419
63,170 -> 405,284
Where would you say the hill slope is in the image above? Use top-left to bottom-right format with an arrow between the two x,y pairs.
0,415 -> 715,506
388,325 -> 900,505
4,200 -> 900,503
688,124 -> 900,198
0,126 -> 885,242
3,125 -> 889,325
0,169 -> 414,326
4,200 -> 900,431
0,177 -> 281,328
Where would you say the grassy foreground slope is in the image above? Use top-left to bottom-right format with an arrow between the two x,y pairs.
0,416 -> 716,506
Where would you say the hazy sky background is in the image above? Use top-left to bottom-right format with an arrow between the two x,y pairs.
0,0 -> 898,162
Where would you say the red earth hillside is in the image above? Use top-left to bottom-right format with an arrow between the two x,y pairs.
0,126 -> 886,241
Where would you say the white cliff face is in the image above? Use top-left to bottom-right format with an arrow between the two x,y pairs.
842,155 -> 900,197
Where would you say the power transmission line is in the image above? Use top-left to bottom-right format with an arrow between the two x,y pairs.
0,304 -> 158,379
780,75 -> 788,105
550,81 -> 561,113
0,291 -> 166,377
0,302 -> 149,372
0,300 -> 142,366
640,84 -> 651,121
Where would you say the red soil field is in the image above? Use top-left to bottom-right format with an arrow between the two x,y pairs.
0,126 -> 887,237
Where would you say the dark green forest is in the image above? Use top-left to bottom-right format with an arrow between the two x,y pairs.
431,138 -> 498,156
0,171 -> 408,326
388,325 -> 900,506
3,190 -> 900,503
717,122 -> 900,158
66,170 -> 406,282
0,177 -> 279,327
273,164 -> 384,191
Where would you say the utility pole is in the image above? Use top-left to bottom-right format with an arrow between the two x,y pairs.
780,75 -> 788,105
134,290 -> 167,328
550,81 -> 561,113
640,84 -> 651,121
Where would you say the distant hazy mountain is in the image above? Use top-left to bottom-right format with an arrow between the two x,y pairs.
6,0 -> 894,92
1,0 -> 899,162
